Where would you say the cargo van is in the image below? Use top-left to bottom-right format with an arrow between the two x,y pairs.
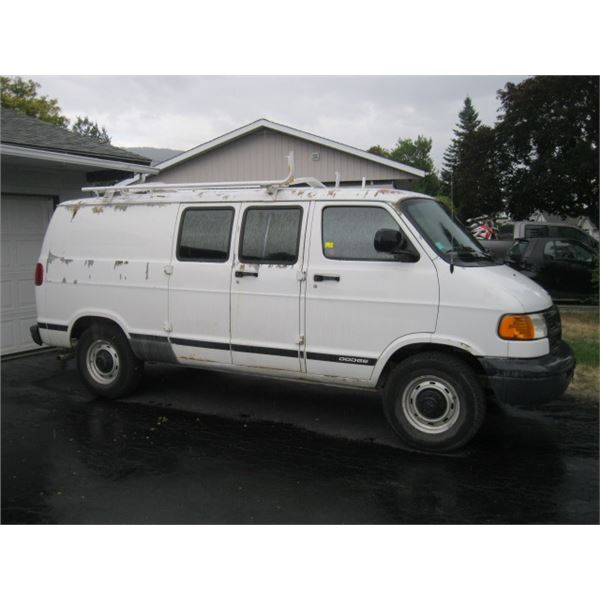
31,167 -> 575,451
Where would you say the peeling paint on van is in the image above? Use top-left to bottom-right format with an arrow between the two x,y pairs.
47,251 -> 73,273
114,260 -> 129,269
84,260 -> 94,268
67,202 -> 83,220
92,205 -> 104,214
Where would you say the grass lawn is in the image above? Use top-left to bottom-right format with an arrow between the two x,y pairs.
560,309 -> 599,401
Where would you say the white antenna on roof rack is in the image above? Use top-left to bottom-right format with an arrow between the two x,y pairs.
82,152 -> 307,196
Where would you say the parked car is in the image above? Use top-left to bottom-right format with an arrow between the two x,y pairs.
505,237 -> 598,303
31,177 -> 575,452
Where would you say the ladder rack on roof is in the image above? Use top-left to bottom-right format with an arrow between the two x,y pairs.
81,152 -> 327,196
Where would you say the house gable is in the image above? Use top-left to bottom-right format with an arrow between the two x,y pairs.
152,120 -> 424,186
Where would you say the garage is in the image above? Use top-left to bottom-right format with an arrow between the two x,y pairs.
1,194 -> 54,354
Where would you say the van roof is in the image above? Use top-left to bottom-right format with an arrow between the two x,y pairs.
62,186 -> 433,207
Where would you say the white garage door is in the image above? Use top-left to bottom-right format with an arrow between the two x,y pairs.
1,194 -> 55,355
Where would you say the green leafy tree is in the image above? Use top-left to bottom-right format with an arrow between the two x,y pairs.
441,96 -> 481,195
495,76 -> 599,223
367,136 -> 441,196
388,135 -> 440,196
452,125 -> 503,220
71,116 -> 111,144
0,76 -> 69,127
367,145 -> 388,157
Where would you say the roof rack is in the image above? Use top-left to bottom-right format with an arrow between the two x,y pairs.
82,152 -> 326,197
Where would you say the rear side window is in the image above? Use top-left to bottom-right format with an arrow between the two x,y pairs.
322,206 -> 402,261
240,207 -> 302,264
177,207 -> 234,262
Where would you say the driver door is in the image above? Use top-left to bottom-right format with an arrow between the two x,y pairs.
303,203 -> 439,380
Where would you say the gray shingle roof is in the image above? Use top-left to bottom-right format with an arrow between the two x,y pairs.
1,108 -> 151,165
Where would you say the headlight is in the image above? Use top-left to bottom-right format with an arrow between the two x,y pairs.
498,313 -> 548,340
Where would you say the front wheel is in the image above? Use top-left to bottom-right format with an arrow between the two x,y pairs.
383,352 -> 486,451
76,323 -> 143,399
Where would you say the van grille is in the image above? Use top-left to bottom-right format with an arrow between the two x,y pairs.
543,305 -> 562,352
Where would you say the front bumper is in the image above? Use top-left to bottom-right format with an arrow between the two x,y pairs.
479,341 -> 575,405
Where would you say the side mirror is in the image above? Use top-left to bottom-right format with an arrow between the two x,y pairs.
374,228 -> 404,253
374,228 -> 419,262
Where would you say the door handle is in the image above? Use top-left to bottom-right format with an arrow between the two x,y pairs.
235,270 -> 258,278
314,274 -> 340,282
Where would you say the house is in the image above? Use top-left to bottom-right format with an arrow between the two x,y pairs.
1,108 -> 158,355
147,119 -> 425,188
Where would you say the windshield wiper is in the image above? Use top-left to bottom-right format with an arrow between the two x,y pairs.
444,247 -> 493,261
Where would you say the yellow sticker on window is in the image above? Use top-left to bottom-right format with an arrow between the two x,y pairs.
324,241 -> 335,249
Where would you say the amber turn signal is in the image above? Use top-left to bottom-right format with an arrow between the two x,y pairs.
498,313 -> 548,341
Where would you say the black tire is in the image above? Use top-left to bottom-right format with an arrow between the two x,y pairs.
76,322 -> 144,399
383,352 -> 486,451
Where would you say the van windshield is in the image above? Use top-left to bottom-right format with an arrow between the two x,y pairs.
401,198 -> 495,266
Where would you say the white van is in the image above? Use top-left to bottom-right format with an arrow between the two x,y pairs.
31,172 -> 575,451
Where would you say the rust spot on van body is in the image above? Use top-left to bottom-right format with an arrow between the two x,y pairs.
92,205 -> 104,214
374,189 -> 394,197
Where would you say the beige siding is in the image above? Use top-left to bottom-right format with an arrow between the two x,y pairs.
151,129 -> 416,186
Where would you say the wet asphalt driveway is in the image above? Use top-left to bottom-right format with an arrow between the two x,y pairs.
2,351 -> 598,524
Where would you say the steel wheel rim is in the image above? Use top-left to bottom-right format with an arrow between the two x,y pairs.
401,375 -> 460,434
86,339 -> 120,385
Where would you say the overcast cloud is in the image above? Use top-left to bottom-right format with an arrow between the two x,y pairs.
33,75 -> 528,169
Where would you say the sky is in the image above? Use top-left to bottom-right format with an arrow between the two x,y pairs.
33,75 -> 528,169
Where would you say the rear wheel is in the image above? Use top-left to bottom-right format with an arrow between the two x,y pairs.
383,352 -> 486,451
76,323 -> 143,399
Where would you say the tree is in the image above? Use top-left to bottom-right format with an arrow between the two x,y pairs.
388,135 -> 441,196
0,76 -> 69,127
452,125 -> 502,220
367,135 -> 441,196
496,76 -> 599,222
367,145 -> 388,157
72,116 -> 111,144
441,96 -> 481,195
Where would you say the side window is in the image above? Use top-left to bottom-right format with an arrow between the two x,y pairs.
240,207 -> 302,264
508,240 -> 528,259
554,240 -> 593,263
322,206 -> 406,261
177,207 -> 234,262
